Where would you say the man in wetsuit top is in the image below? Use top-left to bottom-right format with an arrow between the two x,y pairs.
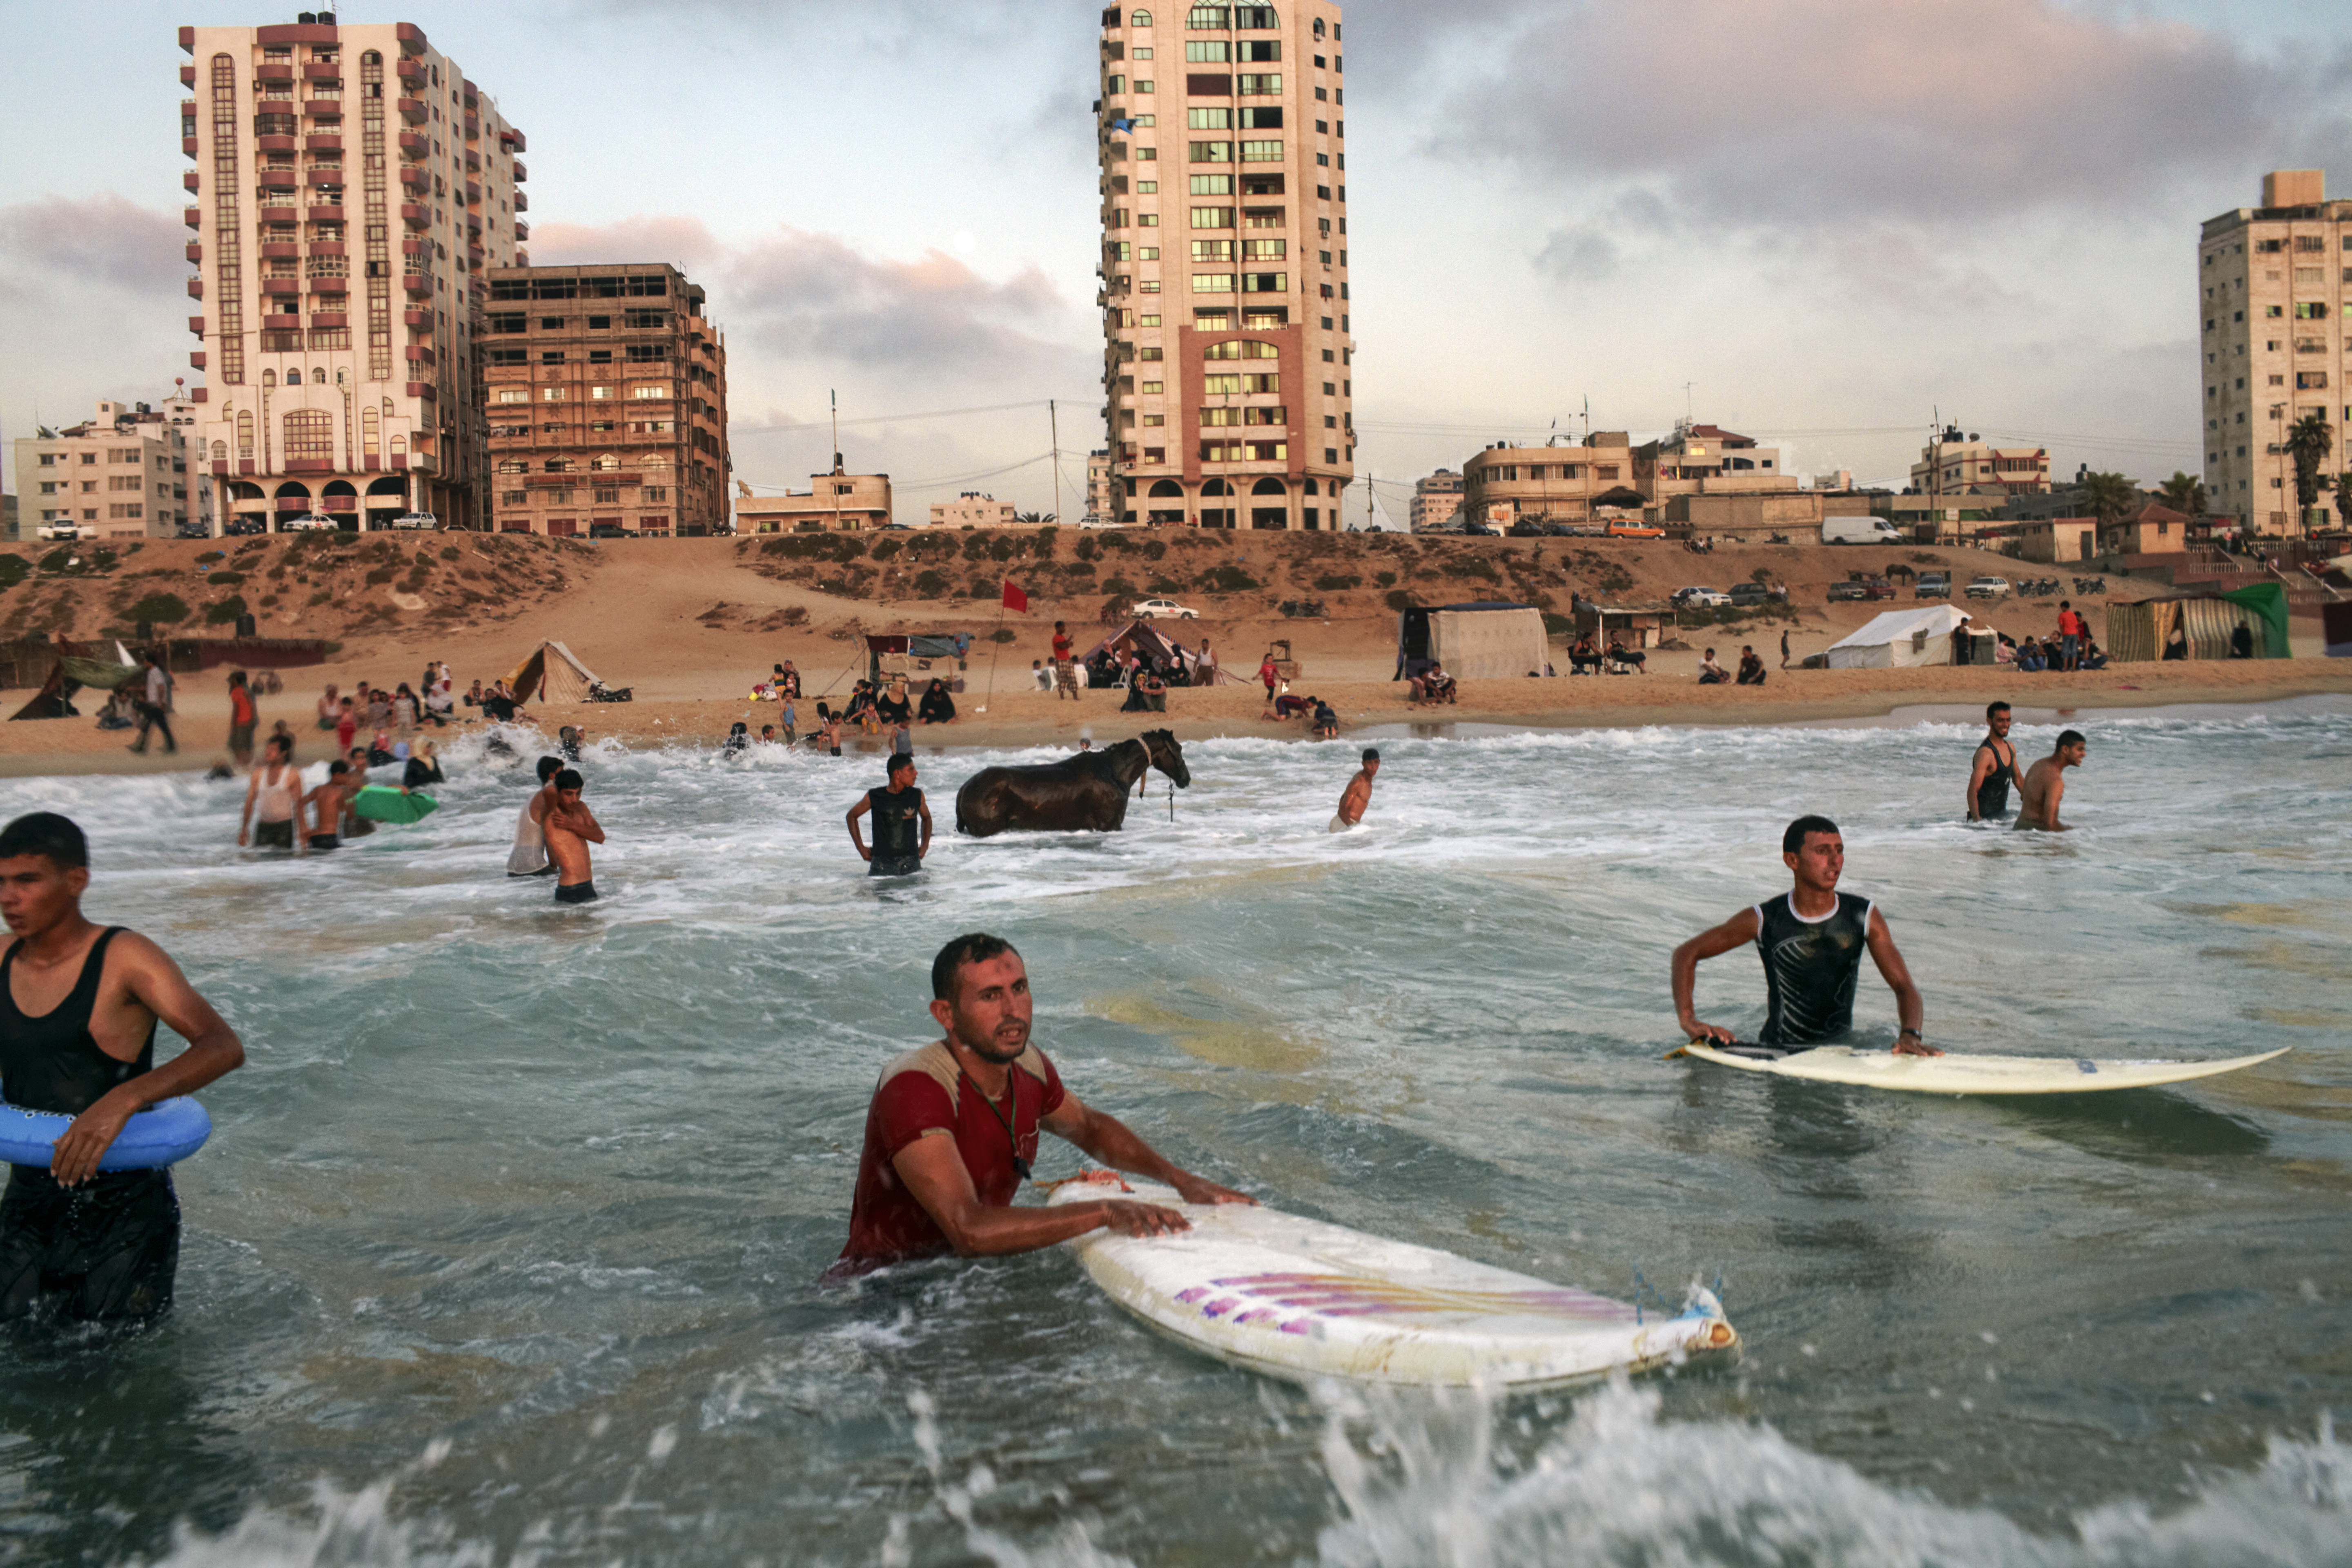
848,754 -> 932,877
832,933 -> 1251,1274
507,756 -> 565,877
2014,729 -> 2086,833
1670,814 -> 1937,1058
0,812 -> 244,1325
544,770 -> 604,903
1966,701 -> 2019,822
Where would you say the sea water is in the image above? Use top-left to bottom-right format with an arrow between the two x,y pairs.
0,701 -> 2347,1566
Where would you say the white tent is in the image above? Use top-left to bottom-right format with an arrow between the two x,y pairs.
1826,605 -> 1970,669
505,640 -> 606,702
1397,602 -> 1552,680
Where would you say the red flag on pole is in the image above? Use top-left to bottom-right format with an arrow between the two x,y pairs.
1002,581 -> 1029,613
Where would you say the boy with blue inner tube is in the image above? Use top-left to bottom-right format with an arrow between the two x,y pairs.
0,813 -> 244,1327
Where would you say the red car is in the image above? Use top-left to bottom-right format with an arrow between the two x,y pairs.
1861,578 -> 1898,600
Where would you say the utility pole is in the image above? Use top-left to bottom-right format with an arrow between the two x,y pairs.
828,388 -> 840,532
1050,399 -> 1062,526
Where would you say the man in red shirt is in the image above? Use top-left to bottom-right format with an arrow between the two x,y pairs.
2055,600 -> 2085,672
1050,622 -> 1077,700
834,933 -> 1251,1273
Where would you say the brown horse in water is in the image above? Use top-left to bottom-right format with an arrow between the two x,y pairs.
954,730 -> 1191,837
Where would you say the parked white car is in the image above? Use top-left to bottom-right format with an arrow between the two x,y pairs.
280,514 -> 339,532
1964,575 -> 2013,599
1131,597 -> 1199,620
1671,586 -> 1732,608
35,522 -> 93,542
391,511 -> 438,530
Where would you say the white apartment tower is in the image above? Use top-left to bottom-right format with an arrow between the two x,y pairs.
178,13 -> 526,531
2200,169 -> 2350,538
1097,1 -> 1354,529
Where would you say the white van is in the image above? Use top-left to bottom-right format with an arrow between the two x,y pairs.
1822,516 -> 1902,546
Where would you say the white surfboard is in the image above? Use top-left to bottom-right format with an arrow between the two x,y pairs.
1673,1042 -> 2288,1094
1045,1176 -> 1737,1389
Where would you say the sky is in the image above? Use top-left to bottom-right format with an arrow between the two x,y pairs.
3,0 -> 2350,525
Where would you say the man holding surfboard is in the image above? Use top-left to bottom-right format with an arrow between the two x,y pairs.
1671,815 -> 1939,1057
0,813 -> 244,1324
832,933 -> 1251,1274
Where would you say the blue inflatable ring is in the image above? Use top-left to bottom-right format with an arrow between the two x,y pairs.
0,1097 -> 212,1171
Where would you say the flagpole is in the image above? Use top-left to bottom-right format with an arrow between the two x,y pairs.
980,599 -> 1006,714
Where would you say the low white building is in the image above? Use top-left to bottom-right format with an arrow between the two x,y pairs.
15,400 -> 201,540
930,491 -> 1016,528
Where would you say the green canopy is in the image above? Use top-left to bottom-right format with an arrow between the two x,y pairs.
59,656 -> 138,690
2219,581 -> 2290,659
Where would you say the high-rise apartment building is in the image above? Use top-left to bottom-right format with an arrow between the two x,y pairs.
1409,468 -> 1462,532
178,14 -> 526,532
483,263 -> 730,537
1096,1 -> 1353,529
2199,169 -> 2349,537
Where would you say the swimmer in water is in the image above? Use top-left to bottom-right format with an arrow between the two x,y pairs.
2014,729 -> 2085,832
1331,747 -> 1379,832
1966,701 -> 2018,822
829,933 -> 1252,1274
0,813 -> 245,1327
849,754 -> 932,877
301,760 -> 354,851
507,756 -> 564,877
238,733 -> 303,852
544,769 -> 604,903
1670,814 -> 1938,1058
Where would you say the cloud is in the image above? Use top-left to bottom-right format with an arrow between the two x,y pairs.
0,194 -> 185,294
1439,0 -> 2352,227
528,214 -> 726,271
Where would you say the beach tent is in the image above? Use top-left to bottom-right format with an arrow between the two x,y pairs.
1395,602 -> 1551,679
7,647 -> 139,722
2106,583 -> 2289,662
1085,620 -> 1241,684
504,640 -> 606,703
1825,604 -> 1970,669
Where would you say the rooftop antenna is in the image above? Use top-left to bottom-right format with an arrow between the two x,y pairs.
1682,382 -> 1695,424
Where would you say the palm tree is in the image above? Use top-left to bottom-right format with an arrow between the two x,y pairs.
2158,471 -> 2207,515
2077,471 -> 2136,524
2285,410 -> 2334,522
2335,470 -> 2352,535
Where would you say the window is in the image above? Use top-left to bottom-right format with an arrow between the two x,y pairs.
489,312 -> 525,333
1239,139 -> 1281,161
1238,75 -> 1281,95
1192,273 -> 1236,292
1241,271 -> 1286,292
1243,238 -> 1285,259
624,310 -> 667,329
542,350 -> 566,364
1133,47 -> 1154,60
626,344 -> 671,362
1137,180 -> 1158,193
1187,5 -> 1229,26
500,489 -> 526,504
590,349 -> 613,363
1235,4 -> 1277,25
1185,41 -> 1228,61
1191,239 -> 1234,259
644,486 -> 668,501
1192,207 -> 1234,227
1238,107 -> 1281,128
487,347 -> 526,365
590,385 -> 616,400
1244,405 -> 1285,425
593,487 -> 620,504
1203,338 -> 1277,359
497,388 -> 530,403
541,317 -> 565,329
1138,246 -> 1160,259
1189,174 -> 1232,195
1203,374 -> 1242,394
1187,108 -> 1230,129
1240,40 -> 1278,60
1132,9 -> 1152,24
282,408 -> 332,462
1243,373 -> 1278,393
631,383 -> 670,399
1189,141 -> 1231,163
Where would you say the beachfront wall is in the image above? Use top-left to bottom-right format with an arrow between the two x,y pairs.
2108,588 -> 2290,662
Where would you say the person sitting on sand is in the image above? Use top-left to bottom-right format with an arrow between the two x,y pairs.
2081,638 -> 2109,671
1568,635 -> 1604,676
1735,646 -> 1766,686
1697,648 -> 1728,685
918,679 -> 958,725
876,681 -> 913,728
1671,814 -> 1937,1058
2016,638 -> 2046,673
1606,635 -> 1646,673
1312,698 -> 1339,738
463,679 -> 484,710
2014,730 -> 2086,833
1422,664 -> 1457,704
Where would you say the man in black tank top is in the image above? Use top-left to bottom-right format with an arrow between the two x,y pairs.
1967,701 -> 2019,822
0,813 -> 245,1326
847,755 -> 933,877
1670,814 -> 1938,1058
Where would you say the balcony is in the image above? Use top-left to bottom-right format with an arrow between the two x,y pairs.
467,245 -> 485,268
465,150 -> 480,172
465,181 -> 481,205
462,79 -> 478,107
405,345 -> 437,366
308,241 -> 346,258
303,99 -> 343,118
184,170 -> 199,192
185,241 -> 202,263
305,134 -> 342,151
397,131 -> 429,156
258,200 -> 297,222
258,169 -> 298,190
402,273 -> 433,297
302,63 -> 341,81
261,241 -> 298,258
397,96 -> 426,124
396,21 -> 428,55
403,308 -> 435,327
512,190 -> 527,212
184,205 -> 200,229
186,277 -> 203,298
396,58 -> 424,86
400,202 -> 430,230
180,63 -> 196,87
263,312 -> 300,330
183,137 -> 198,158
256,134 -> 297,152
187,314 -> 205,336
304,168 -> 343,187
500,128 -> 526,153
310,311 -> 348,328
464,115 -> 479,140
263,278 -> 301,296
306,204 -> 344,223
406,382 -> 437,401
257,63 -> 294,82
400,167 -> 430,190
401,239 -> 431,261
189,351 -> 206,370
512,159 -> 528,183
514,220 -> 530,241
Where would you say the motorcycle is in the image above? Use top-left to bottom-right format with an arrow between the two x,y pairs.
1278,599 -> 1328,619
2071,576 -> 2107,595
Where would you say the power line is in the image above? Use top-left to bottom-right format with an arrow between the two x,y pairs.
731,397 -> 1088,437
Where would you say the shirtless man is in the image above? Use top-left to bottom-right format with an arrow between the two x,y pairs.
1671,814 -> 1938,1057
543,769 -> 605,903
2014,729 -> 2086,832
1332,748 -> 1379,832
237,733 -> 305,851
506,756 -> 564,877
1965,702 -> 2019,822
0,813 -> 245,1325
301,760 -> 355,851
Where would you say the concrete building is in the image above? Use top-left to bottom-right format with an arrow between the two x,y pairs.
1907,426 -> 2051,499
931,492 -> 1016,528
1461,422 -> 1802,528
179,15 -> 525,532
1085,450 -> 1113,522
735,461 -> 893,532
1979,517 -> 2096,563
1636,423 -> 1791,490
2200,169 -> 2350,537
483,263 -> 729,537
16,401 -> 200,540
1409,468 -> 1462,532
1097,0 -> 1354,528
